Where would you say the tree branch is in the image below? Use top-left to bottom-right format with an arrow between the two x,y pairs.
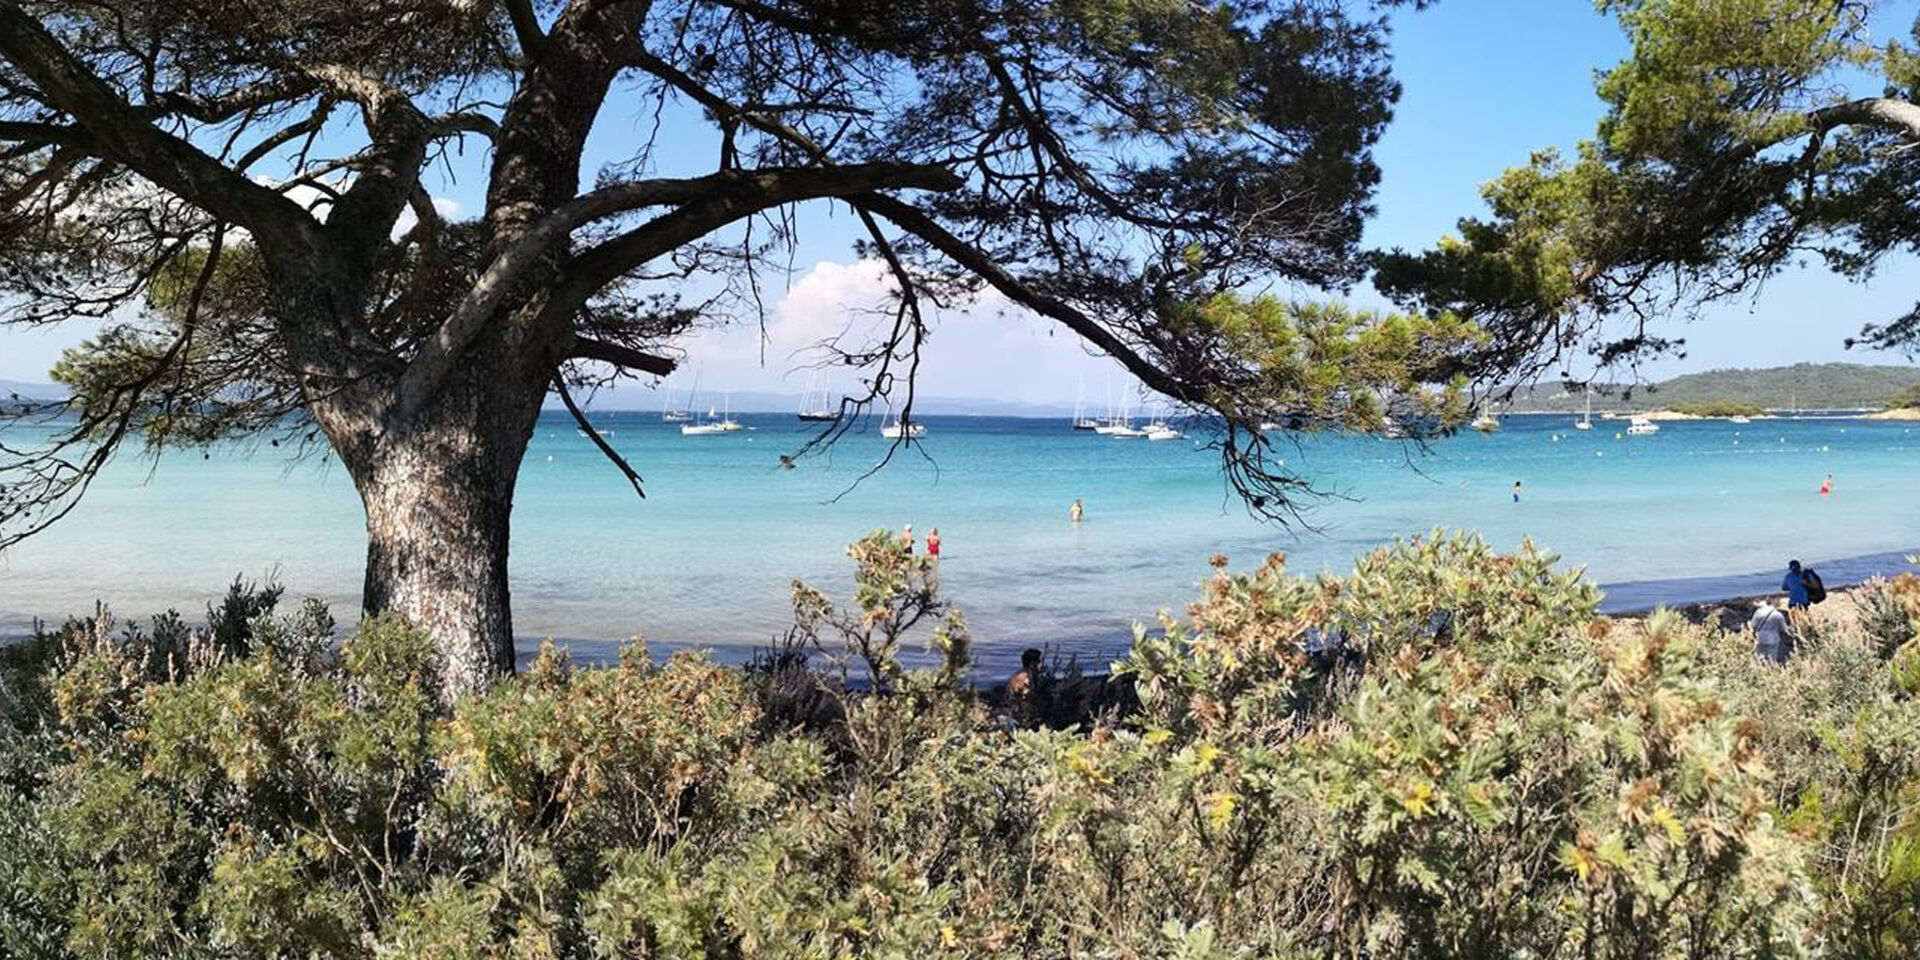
503,0 -> 547,59
402,161 -> 960,417
0,119 -> 91,149
1808,97 -> 1920,142
429,111 -> 502,142
302,64 -> 433,262
566,336 -> 676,376
852,192 -> 1199,405
0,3 -> 319,250
552,374 -> 644,498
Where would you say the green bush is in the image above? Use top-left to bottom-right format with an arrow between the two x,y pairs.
1668,401 -> 1769,418
2,532 -> 1917,957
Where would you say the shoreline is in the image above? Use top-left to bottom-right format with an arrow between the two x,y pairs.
10,547 -> 1912,678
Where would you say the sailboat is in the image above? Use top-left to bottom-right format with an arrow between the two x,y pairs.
1573,386 -> 1593,430
679,376 -> 738,435
797,372 -> 840,422
661,378 -> 692,423
716,393 -> 741,431
681,407 -> 727,435
1471,408 -> 1501,433
881,419 -> 925,439
1143,404 -> 1182,441
1071,380 -> 1099,430
1105,396 -> 1145,437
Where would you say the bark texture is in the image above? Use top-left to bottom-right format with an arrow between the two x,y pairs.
341,348 -> 547,695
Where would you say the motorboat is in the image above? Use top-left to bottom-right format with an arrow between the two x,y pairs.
881,419 -> 925,439
1626,415 -> 1660,435
1145,424 -> 1183,441
1730,415 -> 1751,424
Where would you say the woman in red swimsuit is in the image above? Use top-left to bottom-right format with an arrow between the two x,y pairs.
926,528 -> 942,558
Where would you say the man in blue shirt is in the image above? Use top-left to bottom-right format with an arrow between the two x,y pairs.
1782,559 -> 1809,609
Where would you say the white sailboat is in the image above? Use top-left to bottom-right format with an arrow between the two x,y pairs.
1071,380 -> 1099,430
661,378 -> 692,423
679,375 -> 737,435
1574,386 -> 1592,430
681,405 -> 727,435
881,414 -> 924,439
1143,405 -> 1182,440
1106,396 -> 1144,437
1471,409 -> 1500,432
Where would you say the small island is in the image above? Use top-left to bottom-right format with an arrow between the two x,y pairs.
1644,401 -> 1770,420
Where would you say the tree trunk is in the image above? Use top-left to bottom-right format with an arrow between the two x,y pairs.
340,354 -> 546,696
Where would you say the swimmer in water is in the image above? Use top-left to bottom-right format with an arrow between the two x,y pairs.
1819,473 -> 1832,495
1069,498 -> 1084,523
1512,480 -> 1522,503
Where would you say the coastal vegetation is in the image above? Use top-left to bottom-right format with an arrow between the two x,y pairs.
3,531 -> 1919,958
1664,401 -> 1768,419
0,0 -> 1490,694
1501,363 -> 1920,413
1888,382 -> 1920,410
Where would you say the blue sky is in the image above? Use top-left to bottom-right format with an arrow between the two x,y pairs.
4,0 -> 1916,403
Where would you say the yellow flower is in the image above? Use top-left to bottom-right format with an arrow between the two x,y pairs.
1400,780 -> 1435,819
1206,791 -> 1238,832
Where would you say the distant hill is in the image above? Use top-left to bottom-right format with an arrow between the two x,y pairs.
1509,362 -> 1920,413
0,379 -> 66,401
0,379 -> 66,412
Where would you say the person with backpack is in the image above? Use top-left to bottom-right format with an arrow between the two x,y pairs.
1782,559 -> 1826,610
1782,560 -> 1808,609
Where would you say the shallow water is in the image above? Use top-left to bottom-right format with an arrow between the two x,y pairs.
2,412 -> 1916,674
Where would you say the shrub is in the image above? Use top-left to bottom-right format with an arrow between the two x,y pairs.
2,531 -> 1917,957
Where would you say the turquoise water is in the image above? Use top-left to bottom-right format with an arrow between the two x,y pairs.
2,412 -> 1917,672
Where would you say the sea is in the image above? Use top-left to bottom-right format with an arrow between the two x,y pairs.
2,411 -> 1917,675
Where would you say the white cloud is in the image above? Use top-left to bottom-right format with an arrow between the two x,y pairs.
664,259 -> 1143,407
390,196 -> 463,239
